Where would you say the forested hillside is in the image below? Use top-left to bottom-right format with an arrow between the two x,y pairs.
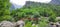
0,0 -> 60,27
14,1 -> 60,17
0,0 -> 60,22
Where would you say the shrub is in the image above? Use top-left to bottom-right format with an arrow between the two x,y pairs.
38,17 -> 48,27
0,15 -> 14,22
49,14 -> 56,22
24,22 -> 32,27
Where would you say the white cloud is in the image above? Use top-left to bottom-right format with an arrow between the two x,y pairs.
10,0 -> 51,6
29,0 -> 51,3
10,0 -> 27,6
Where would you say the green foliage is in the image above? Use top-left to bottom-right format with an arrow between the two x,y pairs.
39,22 -> 48,27
39,17 -> 48,27
0,0 -> 60,27
49,14 -> 56,22
15,7 -> 55,18
11,3 -> 57,21
24,22 -> 32,27
0,0 -> 11,21
0,15 -> 14,22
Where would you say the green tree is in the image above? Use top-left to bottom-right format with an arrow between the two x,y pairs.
0,0 -> 11,21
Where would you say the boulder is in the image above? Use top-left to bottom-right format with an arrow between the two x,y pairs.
0,21 -> 15,27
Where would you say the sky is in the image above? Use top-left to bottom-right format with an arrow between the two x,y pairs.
10,0 -> 52,6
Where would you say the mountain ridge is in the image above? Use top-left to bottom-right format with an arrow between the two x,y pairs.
11,0 -> 60,9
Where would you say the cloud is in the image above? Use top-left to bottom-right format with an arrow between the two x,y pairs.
10,0 -> 51,6
29,0 -> 51,3
10,0 -> 27,6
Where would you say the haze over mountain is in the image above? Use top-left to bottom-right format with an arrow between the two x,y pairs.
50,0 -> 60,5
10,0 -> 60,9
25,0 -> 60,6
11,4 -> 22,9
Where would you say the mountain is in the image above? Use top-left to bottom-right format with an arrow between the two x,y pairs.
22,0 -> 60,17
25,0 -> 60,6
24,1 -> 52,8
11,3 -> 22,9
11,4 -> 15,9
24,0 -> 60,8
10,0 -> 60,9
50,0 -> 60,5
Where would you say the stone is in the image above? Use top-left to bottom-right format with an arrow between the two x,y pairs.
56,22 -> 60,27
0,21 -> 15,27
49,22 -> 56,27
16,20 -> 25,27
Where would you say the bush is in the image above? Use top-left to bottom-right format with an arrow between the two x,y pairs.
38,17 -> 48,27
24,22 -> 32,27
39,22 -> 48,27
0,15 -> 14,22
49,14 -> 56,22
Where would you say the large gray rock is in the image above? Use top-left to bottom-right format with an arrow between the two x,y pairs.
0,21 -> 15,27
49,22 -> 56,27
16,20 -> 25,27
56,22 -> 60,27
